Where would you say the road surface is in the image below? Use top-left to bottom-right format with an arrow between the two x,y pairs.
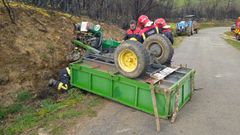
73,27 -> 240,135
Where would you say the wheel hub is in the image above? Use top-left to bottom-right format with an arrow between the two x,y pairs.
118,49 -> 137,72
149,43 -> 163,58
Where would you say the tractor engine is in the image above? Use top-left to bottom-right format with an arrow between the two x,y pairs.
67,22 -> 120,62
74,22 -> 102,49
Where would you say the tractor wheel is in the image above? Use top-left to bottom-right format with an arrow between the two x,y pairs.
161,35 -> 174,66
143,34 -> 171,64
114,40 -> 150,78
187,27 -> 191,36
195,29 -> 198,34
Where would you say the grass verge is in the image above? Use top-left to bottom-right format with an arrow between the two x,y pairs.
223,31 -> 240,50
199,20 -> 234,29
173,36 -> 184,48
0,89 -> 102,135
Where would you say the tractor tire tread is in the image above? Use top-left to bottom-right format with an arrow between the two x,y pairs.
143,34 -> 171,64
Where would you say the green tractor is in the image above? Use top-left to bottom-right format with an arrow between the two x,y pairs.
68,22 -> 174,78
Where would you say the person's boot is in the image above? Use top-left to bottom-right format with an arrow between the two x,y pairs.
48,79 -> 57,87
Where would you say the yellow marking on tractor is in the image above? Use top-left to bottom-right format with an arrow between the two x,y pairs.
129,37 -> 137,41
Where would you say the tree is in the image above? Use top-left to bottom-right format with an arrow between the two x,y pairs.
2,0 -> 16,24
12,0 -> 240,27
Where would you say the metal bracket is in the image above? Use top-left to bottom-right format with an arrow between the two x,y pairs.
150,82 -> 161,132
150,67 -> 180,84
171,84 -> 180,123
83,53 -> 115,66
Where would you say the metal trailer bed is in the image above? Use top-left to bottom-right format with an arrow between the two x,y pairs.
70,59 -> 195,121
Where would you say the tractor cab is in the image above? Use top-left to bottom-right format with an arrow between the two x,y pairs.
73,22 -> 103,50
69,21 -> 173,78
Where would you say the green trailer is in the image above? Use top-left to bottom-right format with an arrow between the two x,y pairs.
70,60 -> 195,120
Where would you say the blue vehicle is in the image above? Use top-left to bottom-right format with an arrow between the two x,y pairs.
175,15 -> 198,36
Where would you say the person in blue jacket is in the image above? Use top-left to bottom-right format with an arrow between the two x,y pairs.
48,67 -> 71,92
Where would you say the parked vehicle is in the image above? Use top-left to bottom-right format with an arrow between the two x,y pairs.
175,15 -> 199,36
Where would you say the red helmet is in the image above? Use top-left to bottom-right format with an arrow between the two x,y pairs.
154,18 -> 166,28
138,15 -> 150,28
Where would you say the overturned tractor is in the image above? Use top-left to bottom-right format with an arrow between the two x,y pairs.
68,22 -> 174,78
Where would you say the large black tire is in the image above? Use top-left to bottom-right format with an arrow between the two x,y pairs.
163,32 -> 174,44
195,29 -> 198,34
161,35 -> 174,66
114,40 -> 150,78
143,34 -> 171,64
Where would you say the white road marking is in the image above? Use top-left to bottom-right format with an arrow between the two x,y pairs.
116,128 -> 132,133
215,74 -> 223,78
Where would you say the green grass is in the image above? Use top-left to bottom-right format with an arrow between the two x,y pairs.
1,89 -> 102,135
173,36 -> 184,48
199,20 -> 233,29
6,113 -> 40,135
0,90 -> 31,120
16,90 -> 32,102
224,31 -> 233,36
225,39 -> 240,50
223,32 -> 240,50
0,103 -> 23,120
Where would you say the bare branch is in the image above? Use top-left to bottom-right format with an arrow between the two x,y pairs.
2,0 -> 16,24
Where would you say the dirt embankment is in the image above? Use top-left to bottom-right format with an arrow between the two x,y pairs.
0,4 -> 124,105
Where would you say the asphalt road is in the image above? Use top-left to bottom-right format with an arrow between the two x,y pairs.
74,27 -> 240,135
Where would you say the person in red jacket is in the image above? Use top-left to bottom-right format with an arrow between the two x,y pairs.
236,17 -> 240,28
154,18 -> 174,44
138,15 -> 160,43
123,20 -> 141,41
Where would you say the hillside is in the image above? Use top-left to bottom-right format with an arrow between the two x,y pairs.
0,3 -> 124,105
0,2 -> 125,134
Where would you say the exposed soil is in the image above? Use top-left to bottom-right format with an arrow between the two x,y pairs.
0,4 -> 124,106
